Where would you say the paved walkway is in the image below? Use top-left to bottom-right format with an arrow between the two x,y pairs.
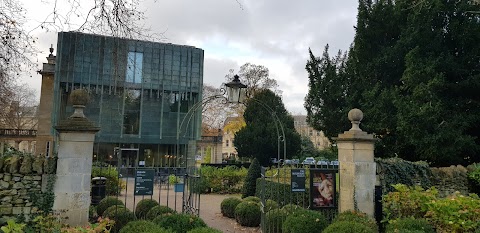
120,179 -> 261,232
199,194 -> 261,233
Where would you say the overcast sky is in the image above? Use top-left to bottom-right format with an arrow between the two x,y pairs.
21,0 -> 358,114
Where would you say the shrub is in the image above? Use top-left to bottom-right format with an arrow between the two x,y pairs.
386,218 -> 434,233
234,201 -> 261,227
119,220 -> 169,233
281,204 -> 303,214
255,179 -> 309,207
333,210 -> 377,231
383,184 -> 480,232
103,205 -> 126,217
382,184 -> 438,221
424,192 -> 480,232
186,227 -> 223,233
242,158 -> 261,198
220,197 -> 242,218
153,213 -> 207,233
264,199 -> 279,212
199,165 -> 248,194
103,208 -> 135,233
265,208 -> 288,233
146,205 -> 176,220
282,209 -> 328,233
243,196 -> 261,203
323,221 -> 376,233
135,199 -> 159,219
89,205 -> 98,222
468,164 -> 480,194
97,197 -> 124,216
92,166 -> 125,196
61,218 -> 114,233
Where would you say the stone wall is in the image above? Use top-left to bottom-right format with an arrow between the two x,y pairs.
0,173 -> 42,217
376,157 -> 475,198
0,155 -> 56,219
430,165 -> 472,198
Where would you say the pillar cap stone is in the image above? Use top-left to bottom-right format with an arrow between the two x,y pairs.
55,90 -> 99,132
348,108 -> 363,131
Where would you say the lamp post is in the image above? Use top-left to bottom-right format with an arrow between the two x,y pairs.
225,75 -> 247,104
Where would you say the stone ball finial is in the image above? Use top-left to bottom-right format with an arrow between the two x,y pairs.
348,108 -> 363,131
69,89 -> 90,106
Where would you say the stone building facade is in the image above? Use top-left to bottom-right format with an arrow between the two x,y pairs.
292,115 -> 330,150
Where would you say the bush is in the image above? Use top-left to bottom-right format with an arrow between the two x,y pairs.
243,196 -> 261,203
281,204 -> 303,214
386,218 -> 434,233
265,208 -> 288,233
265,199 -> 279,212
423,192 -> 480,232
97,197 -> 124,216
323,221 -> 376,233
255,179 -> 309,207
103,207 -> 135,233
153,213 -> 207,233
135,199 -> 159,219
92,166 -> 124,196
186,227 -> 223,233
242,158 -> 261,198
333,210 -> 377,231
383,184 -> 480,232
146,205 -> 176,220
282,209 -> 328,233
234,201 -> 261,227
382,184 -> 437,221
119,220 -> 170,233
199,166 -> 248,194
220,197 -> 242,218
89,205 -> 98,222
103,205 -> 126,217
468,164 -> 480,194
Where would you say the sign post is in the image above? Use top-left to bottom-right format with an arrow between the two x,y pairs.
134,168 -> 155,196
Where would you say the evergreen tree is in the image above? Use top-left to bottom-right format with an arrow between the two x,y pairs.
305,0 -> 480,166
242,158 -> 261,198
235,89 -> 301,166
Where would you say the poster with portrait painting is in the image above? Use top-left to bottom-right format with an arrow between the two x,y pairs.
310,169 -> 336,209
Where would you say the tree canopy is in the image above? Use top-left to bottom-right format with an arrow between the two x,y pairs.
305,0 -> 480,166
234,89 -> 301,166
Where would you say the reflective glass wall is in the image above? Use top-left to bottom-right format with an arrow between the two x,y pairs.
53,32 -> 203,166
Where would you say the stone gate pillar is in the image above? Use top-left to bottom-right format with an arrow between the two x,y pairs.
336,108 -> 376,217
53,89 -> 99,226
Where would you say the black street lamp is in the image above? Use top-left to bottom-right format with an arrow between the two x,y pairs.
225,75 -> 247,104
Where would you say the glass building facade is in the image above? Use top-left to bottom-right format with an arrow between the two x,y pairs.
52,32 -> 204,168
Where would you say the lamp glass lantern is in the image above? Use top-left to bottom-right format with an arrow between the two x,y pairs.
225,75 -> 247,103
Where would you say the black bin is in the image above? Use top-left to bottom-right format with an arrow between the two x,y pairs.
91,177 -> 107,205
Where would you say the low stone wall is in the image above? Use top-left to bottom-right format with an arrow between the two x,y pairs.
0,173 -> 42,216
0,155 -> 56,219
430,165 -> 470,197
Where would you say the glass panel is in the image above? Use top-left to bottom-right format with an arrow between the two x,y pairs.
123,89 -> 141,134
126,52 -> 143,84
126,52 -> 135,82
135,53 -> 143,83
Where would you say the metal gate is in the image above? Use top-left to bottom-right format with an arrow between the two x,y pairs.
259,163 -> 339,232
92,148 -> 201,216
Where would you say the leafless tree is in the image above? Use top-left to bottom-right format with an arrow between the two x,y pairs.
36,0 -> 162,40
0,83 -> 38,130
227,63 -> 280,98
201,84 -> 238,130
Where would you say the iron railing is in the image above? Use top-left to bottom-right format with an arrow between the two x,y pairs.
0,129 -> 37,137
